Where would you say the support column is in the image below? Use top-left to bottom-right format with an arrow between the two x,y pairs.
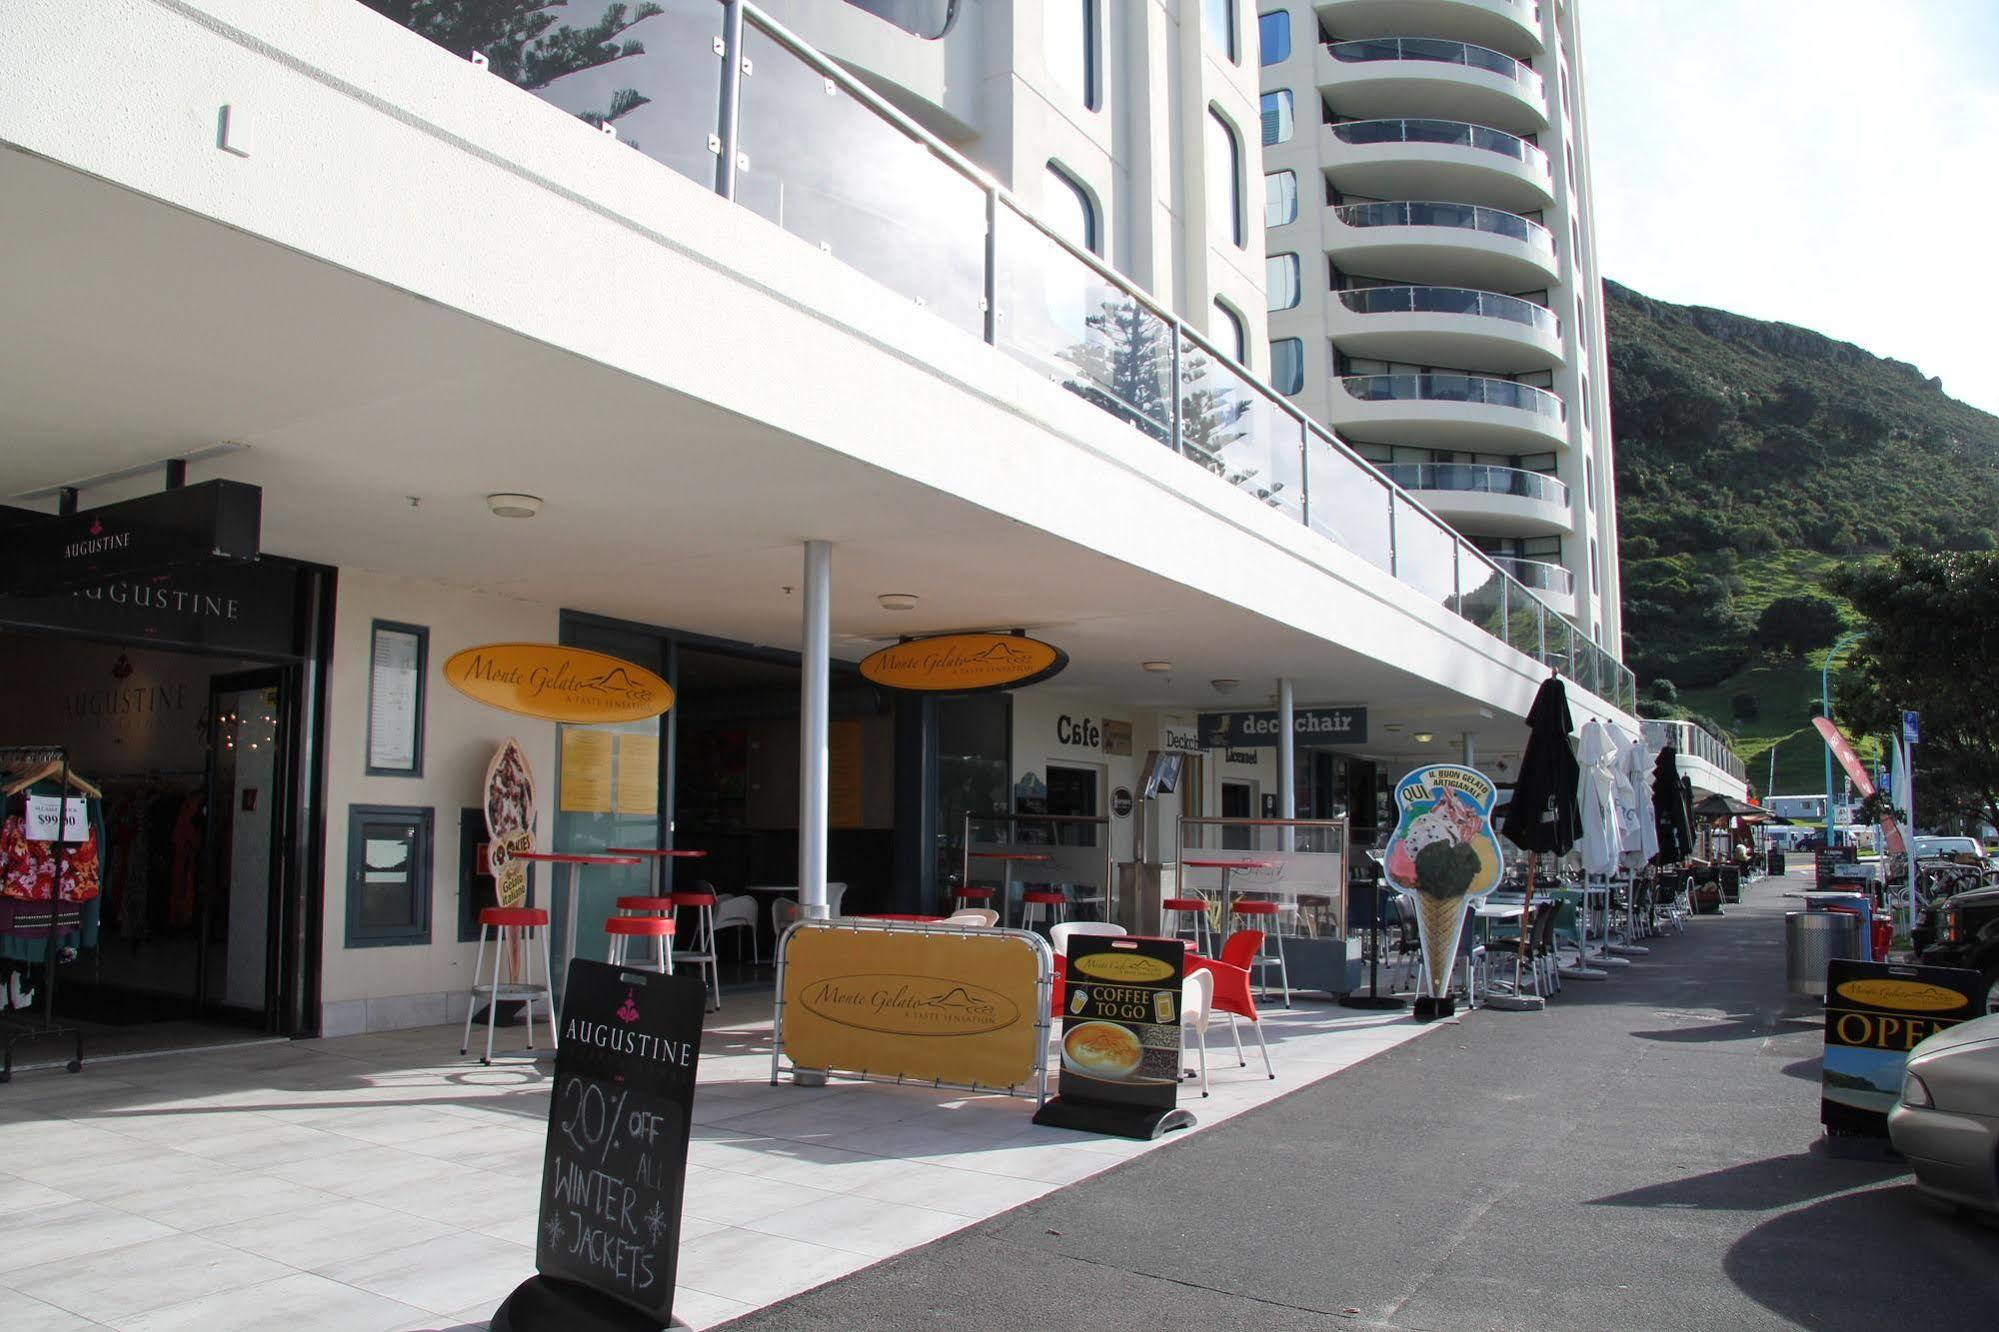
1461,733 -> 1476,768
800,540 -> 831,919
1277,678 -> 1296,852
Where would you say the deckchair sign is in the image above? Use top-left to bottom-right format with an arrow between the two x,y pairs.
443,644 -> 673,723
858,633 -> 1067,692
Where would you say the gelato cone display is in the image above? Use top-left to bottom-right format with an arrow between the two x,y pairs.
1416,891 -> 1471,1004
1382,765 -> 1505,1015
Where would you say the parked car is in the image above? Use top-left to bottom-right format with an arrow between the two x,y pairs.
1911,835 -> 1987,864
1918,885 -> 1999,1012
1888,1013 -> 1999,1215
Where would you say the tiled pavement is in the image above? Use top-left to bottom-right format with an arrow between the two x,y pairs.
0,995 -> 1440,1329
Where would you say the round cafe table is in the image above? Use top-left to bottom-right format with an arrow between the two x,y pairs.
605,846 -> 707,898
510,851 -> 642,994
967,850 -> 1051,924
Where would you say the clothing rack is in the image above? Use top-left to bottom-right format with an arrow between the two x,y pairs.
0,744 -> 87,1082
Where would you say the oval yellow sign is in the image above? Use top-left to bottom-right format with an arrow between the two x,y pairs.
859,633 -> 1066,693
1833,978 -> 1968,1013
443,644 -> 674,723
798,973 -> 1020,1037
1073,953 -> 1176,983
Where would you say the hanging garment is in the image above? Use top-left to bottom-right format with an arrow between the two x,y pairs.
0,788 -> 103,904
169,792 -> 205,929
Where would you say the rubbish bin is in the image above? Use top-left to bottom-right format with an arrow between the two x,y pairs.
1804,890 -> 1871,938
1768,848 -> 1787,876
1786,910 -> 1865,998
1720,866 -> 1742,903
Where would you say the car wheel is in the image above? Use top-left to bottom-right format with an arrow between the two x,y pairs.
1984,962 -> 1999,1016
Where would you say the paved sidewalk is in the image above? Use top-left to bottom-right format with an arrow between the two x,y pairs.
722,873 -> 1999,1331
0,974 -> 1441,1329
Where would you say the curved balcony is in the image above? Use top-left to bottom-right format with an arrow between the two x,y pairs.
1379,462 -> 1570,536
1329,285 -> 1563,373
1491,555 -> 1575,613
1312,0 -> 1544,60
1329,372 -> 1568,452
1318,39 -> 1546,134
1329,200 -> 1558,290
1325,118 -> 1553,213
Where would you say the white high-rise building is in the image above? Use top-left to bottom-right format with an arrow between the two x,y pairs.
1259,0 -> 1621,651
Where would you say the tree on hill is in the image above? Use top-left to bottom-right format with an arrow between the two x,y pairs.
1754,596 -> 1844,657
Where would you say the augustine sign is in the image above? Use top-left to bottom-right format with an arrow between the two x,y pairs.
444,644 -> 673,723
858,632 -> 1066,693
3,481 -> 261,593
1198,706 -> 1367,749
1822,958 -> 1980,1136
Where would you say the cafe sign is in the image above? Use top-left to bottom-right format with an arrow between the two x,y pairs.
1822,958 -> 1981,1136
1198,706 -> 1367,749
858,632 -> 1066,693
443,644 -> 673,723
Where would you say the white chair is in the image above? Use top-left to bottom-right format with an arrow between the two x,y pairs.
944,908 -> 999,927
771,896 -> 804,940
713,893 -> 759,964
1179,967 -> 1215,1097
1049,921 -> 1126,956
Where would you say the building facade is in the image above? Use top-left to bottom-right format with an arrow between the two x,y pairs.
1259,0 -> 1621,650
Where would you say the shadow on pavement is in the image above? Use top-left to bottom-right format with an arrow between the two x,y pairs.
1626,1014 -> 1780,1044
1587,1146 -> 1905,1212
1780,1056 -> 1822,1082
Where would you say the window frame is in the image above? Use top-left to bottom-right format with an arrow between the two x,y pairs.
1264,170 -> 1297,227
1270,337 -> 1305,394
1257,10 -> 1290,66
1046,0 -> 1102,112
1206,0 -> 1239,64
1207,106 -> 1245,249
1266,253 -> 1300,311
1045,161 -> 1101,256
1259,89 -> 1294,147
345,804 -> 435,948
364,619 -> 428,778
1212,298 -> 1249,366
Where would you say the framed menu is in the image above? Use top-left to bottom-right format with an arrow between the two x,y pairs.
366,620 -> 427,776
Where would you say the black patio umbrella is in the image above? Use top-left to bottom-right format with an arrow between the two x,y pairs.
1650,747 -> 1694,864
1691,792 -> 1764,821
1496,676 -> 1582,1001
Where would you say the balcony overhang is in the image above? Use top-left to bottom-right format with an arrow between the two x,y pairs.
1324,139 -> 1555,214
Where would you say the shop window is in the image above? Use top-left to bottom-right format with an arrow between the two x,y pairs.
1045,162 -> 1100,254
1207,108 -> 1244,247
1213,299 -> 1248,365
1257,10 -> 1290,65
1264,170 -> 1297,227
1266,253 -> 1300,311
346,805 -> 434,947
1271,337 -> 1304,394
1260,89 -> 1294,147
1205,0 -> 1238,64
1046,0 -> 1100,111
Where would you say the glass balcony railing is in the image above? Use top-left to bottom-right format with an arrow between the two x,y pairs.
1332,200 -> 1554,253
1337,285 -> 1558,336
1380,463 -> 1568,506
1643,720 -> 1749,784
1487,555 -> 1573,595
1330,118 -> 1551,174
1325,38 -> 1544,100
358,0 -> 1631,710
1338,373 -> 1566,422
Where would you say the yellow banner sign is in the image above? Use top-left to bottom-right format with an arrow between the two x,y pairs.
443,644 -> 674,723
780,926 -> 1045,1090
858,633 -> 1066,693
1833,978 -> 1967,1013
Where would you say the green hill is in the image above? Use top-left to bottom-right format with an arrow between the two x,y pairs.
1605,281 -> 1999,794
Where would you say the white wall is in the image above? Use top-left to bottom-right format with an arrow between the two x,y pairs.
1009,689 -> 1146,863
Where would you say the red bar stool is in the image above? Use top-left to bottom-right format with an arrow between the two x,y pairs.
950,884 -> 997,915
461,906 -> 556,1066
1161,897 -> 1212,955
1018,887 -> 1067,933
1229,899 -> 1292,1007
616,895 -> 676,918
671,888 -> 721,1012
604,915 -> 674,973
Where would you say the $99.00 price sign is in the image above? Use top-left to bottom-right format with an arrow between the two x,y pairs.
535,960 -> 704,1323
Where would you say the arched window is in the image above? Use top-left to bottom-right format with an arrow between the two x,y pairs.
1212,299 -> 1247,365
1271,338 -> 1304,394
1205,0 -> 1238,63
1206,108 -> 1243,248
1045,163 -> 1099,254
1266,254 -> 1300,311
1045,1 -> 1100,111
1260,90 -> 1294,146
1264,171 -> 1297,226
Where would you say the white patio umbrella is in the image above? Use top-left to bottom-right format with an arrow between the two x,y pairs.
1617,729 -> 1660,867
1578,719 -> 1626,878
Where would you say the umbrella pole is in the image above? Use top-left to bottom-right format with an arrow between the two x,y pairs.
1516,861 -> 1533,997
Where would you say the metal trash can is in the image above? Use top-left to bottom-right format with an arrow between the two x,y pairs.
1804,890 -> 1871,937
1786,910 -> 1864,998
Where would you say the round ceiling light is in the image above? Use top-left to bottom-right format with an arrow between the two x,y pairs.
877,593 -> 919,612
1211,678 -> 1240,695
1142,661 -> 1173,674
486,493 -> 543,519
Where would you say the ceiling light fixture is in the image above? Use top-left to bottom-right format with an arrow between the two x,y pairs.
877,593 -> 919,612
1414,732 -> 1434,743
1384,724 -> 1404,733
1142,661 -> 1173,674
486,493 -> 543,519
1211,678 -> 1240,695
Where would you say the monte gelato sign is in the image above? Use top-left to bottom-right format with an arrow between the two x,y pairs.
858,632 -> 1067,693
443,644 -> 674,723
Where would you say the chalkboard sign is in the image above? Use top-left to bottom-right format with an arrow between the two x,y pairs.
494,960 -> 704,1331
1034,934 -> 1193,1140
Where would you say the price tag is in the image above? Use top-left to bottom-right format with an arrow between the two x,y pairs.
26,795 -> 89,843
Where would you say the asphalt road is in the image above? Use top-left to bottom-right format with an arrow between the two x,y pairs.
719,871 -> 1999,1331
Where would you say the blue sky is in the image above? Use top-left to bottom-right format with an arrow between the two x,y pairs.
1581,2 -> 1999,418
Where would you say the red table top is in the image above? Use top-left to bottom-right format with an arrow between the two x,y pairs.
605,847 -> 709,858
1184,858 -> 1277,870
510,852 -> 641,865
968,851 -> 1052,862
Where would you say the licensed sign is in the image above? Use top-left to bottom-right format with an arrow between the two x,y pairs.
1821,959 -> 1980,1136
1198,706 -> 1367,749
1034,934 -> 1193,1140
445,644 -> 674,724
858,633 -> 1066,693
495,960 -> 704,1328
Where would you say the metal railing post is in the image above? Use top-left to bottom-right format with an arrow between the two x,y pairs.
982,187 -> 999,345
1169,325 -> 1183,459
715,0 -> 746,201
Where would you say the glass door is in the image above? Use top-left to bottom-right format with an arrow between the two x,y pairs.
200,669 -> 285,1023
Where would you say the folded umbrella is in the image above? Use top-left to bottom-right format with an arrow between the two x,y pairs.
1498,677 -> 1582,1001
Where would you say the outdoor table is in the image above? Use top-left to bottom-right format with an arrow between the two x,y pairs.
605,846 -> 707,899
1471,901 -> 1527,1002
1182,858 -> 1279,921
968,851 -> 1052,922
511,851 -> 642,987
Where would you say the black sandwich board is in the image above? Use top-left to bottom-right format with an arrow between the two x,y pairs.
1821,959 -> 1980,1137
493,960 -> 704,1332
1034,934 -> 1194,1140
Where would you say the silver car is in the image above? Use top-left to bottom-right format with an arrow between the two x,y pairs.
1888,1013 -> 1999,1213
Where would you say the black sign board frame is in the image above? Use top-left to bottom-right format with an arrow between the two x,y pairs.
494,960 -> 705,1332
1034,934 -> 1194,1140
1821,958 -> 1980,1137
5,480 -> 261,594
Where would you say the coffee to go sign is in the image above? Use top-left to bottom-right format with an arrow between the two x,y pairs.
859,632 -> 1066,693
443,644 -> 674,723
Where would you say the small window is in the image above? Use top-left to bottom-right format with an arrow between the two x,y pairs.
1264,171 -> 1297,226
1266,254 -> 1300,311
1207,108 -> 1244,247
1257,10 -> 1290,65
1045,163 -> 1099,254
1260,89 -> 1294,147
1205,0 -> 1238,63
1271,337 -> 1304,394
1213,299 -> 1247,364
346,805 -> 434,947
1046,1 -> 1100,111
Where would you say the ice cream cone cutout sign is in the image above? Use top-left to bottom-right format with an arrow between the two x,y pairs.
1383,765 -> 1504,1004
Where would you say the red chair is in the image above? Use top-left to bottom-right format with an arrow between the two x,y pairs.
950,884 -> 996,914
1186,930 -> 1275,1080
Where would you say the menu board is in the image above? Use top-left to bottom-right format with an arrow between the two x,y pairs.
615,733 -> 660,816
518,960 -> 704,1325
559,730 -> 615,814
366,623 -> 423,773
1034,934 -> 1194,1140
1822,959 -> 1980,1136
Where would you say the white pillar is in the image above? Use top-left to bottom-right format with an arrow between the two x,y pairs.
1462,733 -> 1476,767
800,540 -> 831,919
1277,678 -> 1295,852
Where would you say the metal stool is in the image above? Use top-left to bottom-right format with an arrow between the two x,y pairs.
1230,899 -> 1292,1007
672,888 -> 721,1012
461,906 -> 556,1065
605,915 -> 674,972
1161,897 -> 1212,954
616,894 -> 677,918
1019,887 -> 1067,933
